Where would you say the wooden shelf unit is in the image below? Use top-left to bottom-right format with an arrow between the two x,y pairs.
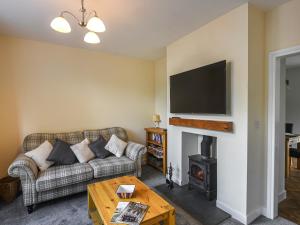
145,128 -> 167,175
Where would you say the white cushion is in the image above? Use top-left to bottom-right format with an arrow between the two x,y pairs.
105,134 -> 128,157
70,138 -> 95,163
25,140 -> 54,171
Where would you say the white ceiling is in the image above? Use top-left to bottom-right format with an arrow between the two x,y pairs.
0,0 -> 290,60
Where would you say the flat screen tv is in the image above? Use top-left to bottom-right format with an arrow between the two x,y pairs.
170,60 -> 227,114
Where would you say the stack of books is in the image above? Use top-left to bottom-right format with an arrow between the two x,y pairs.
148,144 -> 163,158
111,201 -> 149,225
152,133 -> 162,144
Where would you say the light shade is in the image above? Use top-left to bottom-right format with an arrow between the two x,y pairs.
152,114 -> 161,122
84,32 -> 100,44
50,17 -> 71,33
86,17 -> 106,33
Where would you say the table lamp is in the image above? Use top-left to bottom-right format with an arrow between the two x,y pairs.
152,114 -> 161,128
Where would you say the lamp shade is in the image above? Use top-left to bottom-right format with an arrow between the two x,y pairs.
86,17 -> 106,33
84,32 -> 100,44
50,17 -> 71,33
152,114 -> 161,122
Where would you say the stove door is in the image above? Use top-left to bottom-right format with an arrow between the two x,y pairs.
189,161 -> 207,190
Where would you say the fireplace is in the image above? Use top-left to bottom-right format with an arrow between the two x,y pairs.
191,164 -> 205,181
188,135 -> 217,200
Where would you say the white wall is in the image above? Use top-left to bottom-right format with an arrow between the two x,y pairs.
154,57 -> 167,128
167,4 -> 249,222
246,5 -> 266,220
151,0 -> 300,222
286,67 -> 300,133
181,132 -> 200,184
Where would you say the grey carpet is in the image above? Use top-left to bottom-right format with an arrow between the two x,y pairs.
0,166 -> 296,225
220,217 -> 296,225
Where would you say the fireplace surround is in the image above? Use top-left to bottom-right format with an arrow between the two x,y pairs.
187,134 -> 217,200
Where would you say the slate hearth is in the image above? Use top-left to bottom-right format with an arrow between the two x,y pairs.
155,183 -> 230,225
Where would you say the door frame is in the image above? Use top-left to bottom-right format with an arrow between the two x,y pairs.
267,45 -> 300,219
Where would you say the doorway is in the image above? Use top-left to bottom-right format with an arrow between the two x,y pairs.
267,45 -> 300,223
279,54 -> 300,224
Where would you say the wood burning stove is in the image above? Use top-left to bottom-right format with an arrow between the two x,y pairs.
188,136 -> 217,200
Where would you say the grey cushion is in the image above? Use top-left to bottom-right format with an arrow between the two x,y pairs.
89,156 -> 135,178
89,136 -> 112,159
36,163 -> 93,192
47,139 -> 78,165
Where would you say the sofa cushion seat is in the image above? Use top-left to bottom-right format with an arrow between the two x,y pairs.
89,156 -> 135,178
36,163 -> 93,192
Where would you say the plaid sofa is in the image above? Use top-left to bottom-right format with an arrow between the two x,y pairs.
8,127 -> 146,213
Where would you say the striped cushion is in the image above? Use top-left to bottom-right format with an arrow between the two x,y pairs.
36,163 -> 93,192
88,156 -> 135,178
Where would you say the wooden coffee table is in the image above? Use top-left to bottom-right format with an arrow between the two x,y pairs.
88,176 -> 175,225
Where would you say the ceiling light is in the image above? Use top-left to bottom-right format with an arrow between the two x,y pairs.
84,32 -> 100,44
50,17 -> 71,33
87,17 -> 106,33
50,0 -> 105,44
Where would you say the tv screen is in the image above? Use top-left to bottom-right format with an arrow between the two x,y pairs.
170,60 -> 227,114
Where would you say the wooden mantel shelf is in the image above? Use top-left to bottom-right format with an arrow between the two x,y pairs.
169,117 -> 233,132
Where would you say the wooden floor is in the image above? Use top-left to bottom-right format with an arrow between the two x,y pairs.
279,168 -> 300,224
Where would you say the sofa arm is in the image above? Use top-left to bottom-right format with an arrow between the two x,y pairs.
8,154 -> 38,206
125,142 -> 147,177
8,154 -> 38,180
126,142 -> 146,161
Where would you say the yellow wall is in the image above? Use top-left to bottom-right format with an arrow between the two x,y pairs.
0,41 -> 21,179
154,57 -> 167,128
0,36 -> 154,178
266,0 -> 300,52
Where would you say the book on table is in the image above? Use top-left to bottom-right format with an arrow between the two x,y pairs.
111,201 -> 149,225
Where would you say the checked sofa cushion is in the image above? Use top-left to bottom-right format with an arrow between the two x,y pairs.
88,156 -> 135,178
23,131 -> 84,153
83,127 -> 128,142
36,163 -> 93,192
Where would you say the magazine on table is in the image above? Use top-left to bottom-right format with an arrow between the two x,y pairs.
111,201 -> 149,225
111,202 -> 130,223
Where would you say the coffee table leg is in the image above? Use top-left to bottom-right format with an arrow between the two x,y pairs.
166,209 -> 175,225
88,191 -> 95,219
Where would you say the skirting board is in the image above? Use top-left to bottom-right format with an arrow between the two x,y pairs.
216,200 -> 247,224
278,190 -> 287,203
217,190 -> 286,224
259,191 -> 286,219
217,200 -> 267,225
246,208 -> 264,224
172,176 -> 182,186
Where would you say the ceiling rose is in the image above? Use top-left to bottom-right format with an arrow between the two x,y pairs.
50,0 -> 105,44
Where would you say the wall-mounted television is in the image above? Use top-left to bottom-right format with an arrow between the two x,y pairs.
170,60 -> 227,114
